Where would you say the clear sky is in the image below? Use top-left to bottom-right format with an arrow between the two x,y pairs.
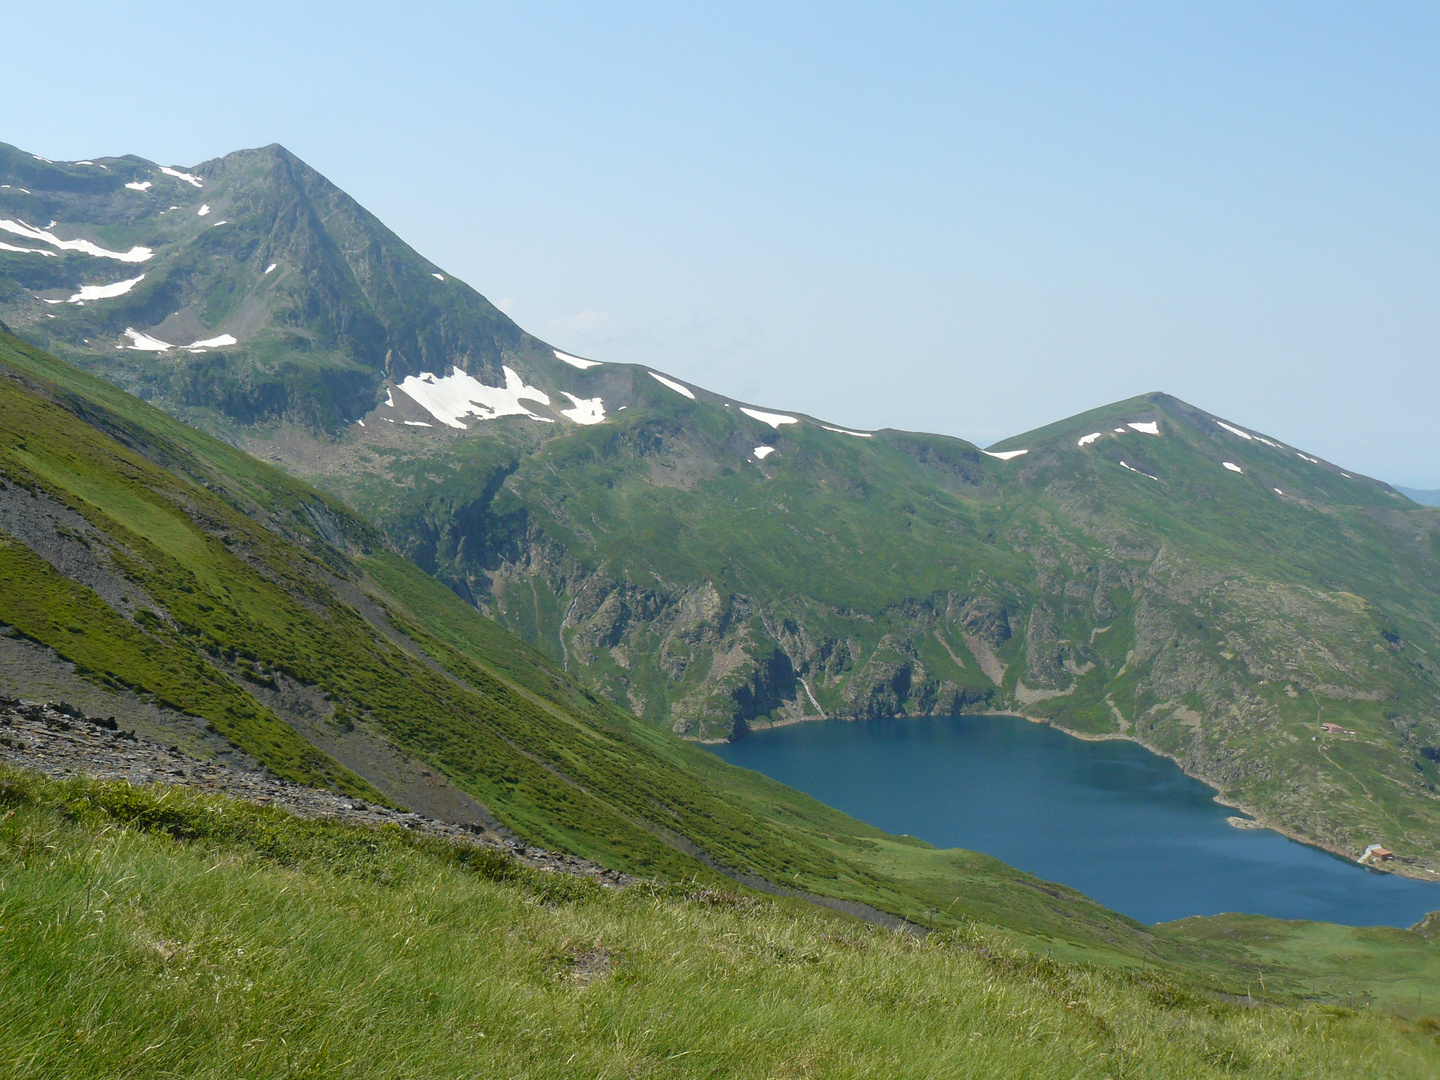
6,3 -> 1437,485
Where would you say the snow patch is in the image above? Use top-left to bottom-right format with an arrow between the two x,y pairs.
0,219 -> 152,262
264,263 -> 277,274
1077,431 -> 1103,447
740,406 -> 799,428
983,449 -> 1028,461
555,349 -> 603,370
211,220 -> 227,227
1342,472 -> 1352,479
186,334 -> 237,351
0,241 -> 56,256
403,420 -> 432,427
398,365 -> 553,428
560,392 -> 605,425
356,419 -> 365,427
432,273 -> 444,281
1127,421 -> 1160,435
822,425 -> 872,438
383,388 -> 394,407
1216,420 -> 1253,441
1257,436 -> 1282,449
125,181 -> 152,192
45,273 -> 145,303
1113,427 -> 1126,433
649,371 -> 695,399
125,328 -> 235,351
123,328 -> 173,351
197,204 -> 211,217
160,167 -> 204,188
1222,461 -> 1244,473
1120,459 -> 1159,480
1274,488 -> 1283,495
753,446 -> 775,460
1296,452 -> 1320,464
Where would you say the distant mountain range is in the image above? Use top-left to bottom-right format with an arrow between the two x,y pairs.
3,142 -> 1440,878
1399,487 -> 1440,507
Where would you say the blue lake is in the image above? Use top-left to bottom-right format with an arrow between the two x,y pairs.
706,713 -> 1440,927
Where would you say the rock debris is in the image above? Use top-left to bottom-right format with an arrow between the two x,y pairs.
0,697 -> 632,887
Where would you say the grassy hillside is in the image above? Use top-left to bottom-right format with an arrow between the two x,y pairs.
5,766 -> 1439,1079
0,331 -> 848,885
0,142 -> 540,431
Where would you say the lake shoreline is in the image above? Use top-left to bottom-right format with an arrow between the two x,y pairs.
1010,712 -> 1439,887
707,710 -> 1440,926
707,707 -> 1440,888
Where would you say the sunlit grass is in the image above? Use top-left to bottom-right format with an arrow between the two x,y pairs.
1,768 -> 1435,1079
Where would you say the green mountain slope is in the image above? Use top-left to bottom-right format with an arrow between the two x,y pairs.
10,768 -> 1439,1079
11,330 -> 1440,1013
4,143 -> 1440,880
0,142 -> 547,430
0,327 -> 1182,959
309,382 -> 1440,873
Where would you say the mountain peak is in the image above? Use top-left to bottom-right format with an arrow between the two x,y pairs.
0,142 -> 532,430
985,389 -> 1395,508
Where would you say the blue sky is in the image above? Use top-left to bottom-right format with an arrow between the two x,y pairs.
6,3 -> 1438,485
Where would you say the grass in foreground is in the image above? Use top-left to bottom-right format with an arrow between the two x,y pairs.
1,768 -> 1436,1079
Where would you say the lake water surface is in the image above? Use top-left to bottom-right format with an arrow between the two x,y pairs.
706,714 -> 1440,926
